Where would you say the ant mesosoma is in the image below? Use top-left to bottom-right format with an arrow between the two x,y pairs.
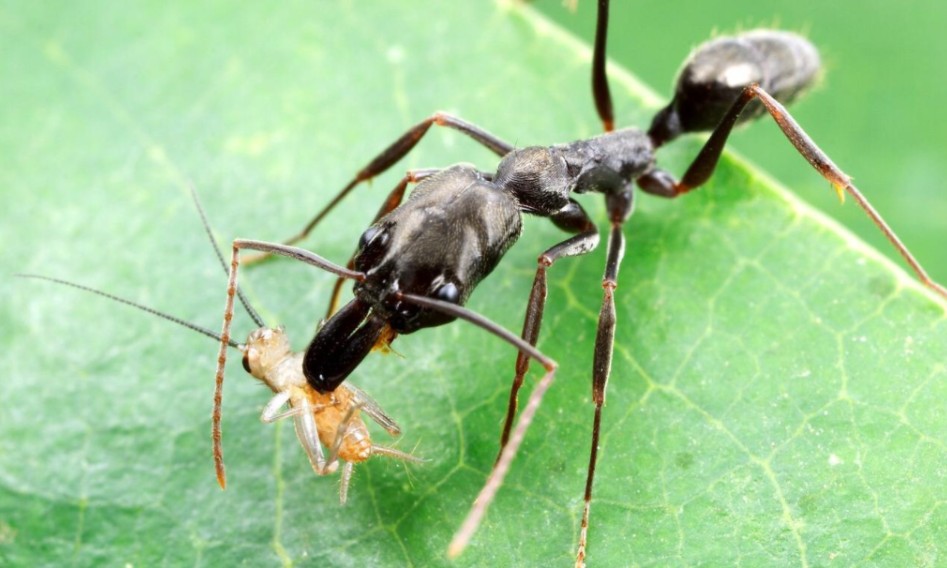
217,0 -> 947,564
19,189 -> 421,503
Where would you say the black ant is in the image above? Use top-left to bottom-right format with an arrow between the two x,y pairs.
216,0 -> 946,564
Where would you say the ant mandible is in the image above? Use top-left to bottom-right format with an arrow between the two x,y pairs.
215,0 -> 947,565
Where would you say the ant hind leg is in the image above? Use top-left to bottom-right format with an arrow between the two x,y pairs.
243,113 -> 513,265
638,84 -> 947,300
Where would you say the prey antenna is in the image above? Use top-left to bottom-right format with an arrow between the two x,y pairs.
188,183 -> 265,327
186,183 -> 271,488
15,274 -> 241,349
213,238 -> 366,488
21,271 -> 238,488
393,293 -> 558,559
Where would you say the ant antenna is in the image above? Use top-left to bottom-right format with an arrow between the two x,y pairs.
15,273 -> 243,349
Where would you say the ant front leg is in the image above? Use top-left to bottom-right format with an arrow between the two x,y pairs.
243,113 -> 513,265
639,84 -> 947,300
498,199 -> 599,454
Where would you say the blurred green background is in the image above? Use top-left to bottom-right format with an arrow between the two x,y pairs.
539,0 -> 947,286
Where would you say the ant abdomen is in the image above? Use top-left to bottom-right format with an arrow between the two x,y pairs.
650,30 -> 820,144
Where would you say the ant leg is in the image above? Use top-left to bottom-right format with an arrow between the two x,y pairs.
638,84 -> 947,300
324,168 -> 441,318
498,200 -> 599,455
244,113 -> 513,264
574,188 -> 632,568
394,293 -> 558,559
591,0 -> 614,131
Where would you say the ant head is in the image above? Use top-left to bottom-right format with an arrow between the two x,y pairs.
356,221 -> 465,308
352,165 -> 521,334
300,164 -> 524,392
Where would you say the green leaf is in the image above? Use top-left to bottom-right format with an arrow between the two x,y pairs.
2,2 -> 945,567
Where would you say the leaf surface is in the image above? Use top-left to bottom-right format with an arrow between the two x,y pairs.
2,2 -> 945,566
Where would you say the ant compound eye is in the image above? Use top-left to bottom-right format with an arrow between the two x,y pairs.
241,353 -> 252,373
433,281 -> 460,304
358,225 -> 386,251
355,225 -> 391,272
398,303 -> 420,320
